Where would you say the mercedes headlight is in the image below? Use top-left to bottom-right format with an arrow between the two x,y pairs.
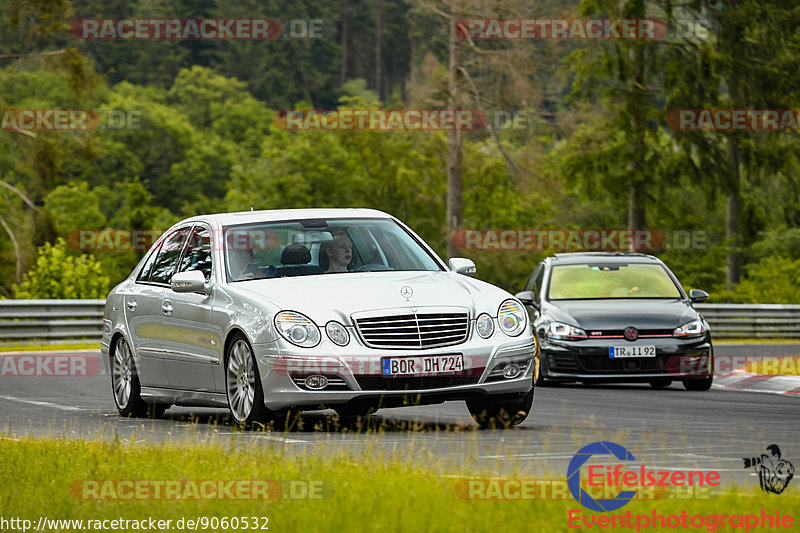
476,313 -> 494,338
325,321 -> 350,346
547,322 -> 587,340
498,299 -> 526,337
673,319 -> 705,338
275,311 -> 321,347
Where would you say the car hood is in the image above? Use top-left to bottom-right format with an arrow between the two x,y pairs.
224,271 -> 513,324
544,299 -> 699,330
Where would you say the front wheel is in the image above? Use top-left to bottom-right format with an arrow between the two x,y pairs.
649,378 -> 673,389
467,386 -> 534,429
682,377 -> 713,391
225,334 -> 270,426
111,336 -> 168,418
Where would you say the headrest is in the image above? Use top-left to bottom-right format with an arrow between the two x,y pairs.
280,243 -> 311,265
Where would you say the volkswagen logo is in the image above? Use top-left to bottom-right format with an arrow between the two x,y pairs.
400,286 -> 413,299
623,327 -> 639,341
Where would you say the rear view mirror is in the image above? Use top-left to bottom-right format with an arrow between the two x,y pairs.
171,270 -> 209,294
689,289 -> 709,303
448,258 -> 476,277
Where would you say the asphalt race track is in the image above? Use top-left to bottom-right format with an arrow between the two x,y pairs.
1,344 -> 798,488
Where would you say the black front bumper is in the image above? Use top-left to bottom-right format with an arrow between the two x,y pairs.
540,337 -> 712,382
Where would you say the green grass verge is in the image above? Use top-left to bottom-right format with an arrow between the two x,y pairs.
1,437 -> 798,532
0,343 -> 99,352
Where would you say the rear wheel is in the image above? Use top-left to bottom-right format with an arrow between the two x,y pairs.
111,336 -> 168,418
649,378 -> 673,389
225,334 -> 270,426
467,386 -> 534,429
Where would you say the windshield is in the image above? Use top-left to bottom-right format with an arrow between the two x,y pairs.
223,218 -> 442,281
548,263 -> 682,300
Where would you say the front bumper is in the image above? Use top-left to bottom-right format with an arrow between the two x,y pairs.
252,337 -> 536,410
540,336 -> 712,382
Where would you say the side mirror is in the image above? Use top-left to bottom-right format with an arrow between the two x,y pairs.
448,257 -> 477,277
689,289 -> 709,303
515,290 -> 539,310
171,270 -> 209,294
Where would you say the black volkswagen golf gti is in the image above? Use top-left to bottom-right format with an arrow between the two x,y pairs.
516,252 -> 713,390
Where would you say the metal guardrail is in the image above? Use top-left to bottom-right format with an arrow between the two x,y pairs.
0,299 -> 105,344
694,303 -> 800,339
0,300 -> 798,344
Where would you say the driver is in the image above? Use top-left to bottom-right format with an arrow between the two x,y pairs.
323,232 -> 352,273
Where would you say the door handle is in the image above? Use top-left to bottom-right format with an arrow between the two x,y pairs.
161,303 -> 173,315
126,300 -> 137,311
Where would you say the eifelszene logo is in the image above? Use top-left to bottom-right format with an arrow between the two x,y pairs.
567,441 -> 720,512
743,445 -> 795,494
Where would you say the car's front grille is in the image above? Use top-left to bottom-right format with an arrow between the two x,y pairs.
355,375 -> 478,391
354,312 -> 469,349
580,356 -> 662,372
586,328 -> 674,338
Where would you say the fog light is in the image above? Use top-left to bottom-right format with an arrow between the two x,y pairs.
502,364 -> 521,379
304,375 -> 328,390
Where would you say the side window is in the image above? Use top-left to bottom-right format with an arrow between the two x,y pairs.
177,226 -> 213,282
150,228 -> 191,285
136,242 -> 162,283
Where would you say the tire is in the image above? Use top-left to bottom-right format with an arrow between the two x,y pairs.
111,336 -> 168,418
467,386 -> 534,429
683,376 -> 713,391
225,333 -> 270,426
649,378 -> 673,389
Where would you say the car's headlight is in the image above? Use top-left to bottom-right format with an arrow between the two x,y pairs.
498,299 -> 526,337
325,321 -> 350,346
547,322 -> 587,340
476,313 -> 494,338
275,311 -> 321,348
673,319 -> 705,338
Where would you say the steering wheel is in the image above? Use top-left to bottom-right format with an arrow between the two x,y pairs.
355,263 -> 394,272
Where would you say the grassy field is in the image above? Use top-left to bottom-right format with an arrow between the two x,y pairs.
0,437 -> 797,532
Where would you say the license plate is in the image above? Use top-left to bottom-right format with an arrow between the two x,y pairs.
381,355 -> 464,376
610,345 -> 656,358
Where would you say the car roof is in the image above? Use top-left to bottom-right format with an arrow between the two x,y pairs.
548,252 -> 662,265
177,208 -> 394,227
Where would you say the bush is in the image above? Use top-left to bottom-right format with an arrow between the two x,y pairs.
12,239 -> 110,299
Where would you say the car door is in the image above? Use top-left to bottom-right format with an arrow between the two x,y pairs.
160,224 -> 219,392
129,226 -> 192,389
124,228 -> 188,388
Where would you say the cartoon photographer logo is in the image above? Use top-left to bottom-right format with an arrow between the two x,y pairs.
743,444 -> 794,494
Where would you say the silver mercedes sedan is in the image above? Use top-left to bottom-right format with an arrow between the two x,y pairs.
101,209 -> 536,428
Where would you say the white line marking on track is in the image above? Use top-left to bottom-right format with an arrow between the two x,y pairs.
0,394 -> 82,411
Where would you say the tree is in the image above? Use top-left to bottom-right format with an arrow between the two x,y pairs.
12,238 -> 110,299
